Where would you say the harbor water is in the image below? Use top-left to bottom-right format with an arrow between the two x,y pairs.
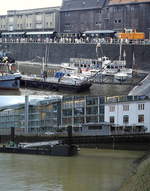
0,62 -> 133,96
0,149 -> 143,191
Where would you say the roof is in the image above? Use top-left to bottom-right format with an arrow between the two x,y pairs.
1,32 -> 25,36
61,0 -> 107,11
84,30 -> 116,34
26,31 -> 55,35
109,0 -> 150,5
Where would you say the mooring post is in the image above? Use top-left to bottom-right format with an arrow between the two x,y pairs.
10,127 -> 15,143
67,126 -> 72,145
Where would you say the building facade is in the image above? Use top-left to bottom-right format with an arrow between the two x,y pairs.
0,7 -> 60,32
0,97 -> 61,135
105,95 -> 150,134
61,96 -> 106,135
60,0 -> 108,33
60,0 -> 150,38
0,95 -> 150,136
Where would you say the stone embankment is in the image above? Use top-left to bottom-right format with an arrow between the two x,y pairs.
119,152 -> 150,191
2,42 -> 150,70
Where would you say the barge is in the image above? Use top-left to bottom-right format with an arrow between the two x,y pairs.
20,75 -> 92,92
0,142 -> 78,157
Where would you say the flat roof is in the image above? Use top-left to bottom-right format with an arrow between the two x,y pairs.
26,31 -> 55,35
84,30 -> 116,34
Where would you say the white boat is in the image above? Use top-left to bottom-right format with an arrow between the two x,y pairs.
0,57 -> 21,90
114,71 -> 129,81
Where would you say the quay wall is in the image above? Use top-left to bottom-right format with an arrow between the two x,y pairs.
2,43 -> 150,70
0,134 -> 150,151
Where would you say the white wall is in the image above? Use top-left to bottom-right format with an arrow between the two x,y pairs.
105,100 -> 150,132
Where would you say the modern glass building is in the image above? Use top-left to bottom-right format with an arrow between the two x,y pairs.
0,96 -> 106,136
61,96 -> 107,135
0,97 -> 61,135
1,95 -> 149,136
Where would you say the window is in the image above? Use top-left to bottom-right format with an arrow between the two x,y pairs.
99,115 -> 104,122
110,116 -> 115,123
138,104 -> 144,110
86,116 -> 98,123
86,106 -> 98,115
99,105 -> 104,114
86,97 -> 98,105
88,126 -> 102,130
109,105 -> 115,112
138,115 -> 144,123
123,115 -> 129,124
74,107 -> 84,116
123,104 -> 129,111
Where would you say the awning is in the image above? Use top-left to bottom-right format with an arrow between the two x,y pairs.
1,32 -> 25,36
26,31 -> 55,35
84,30 -> 116,34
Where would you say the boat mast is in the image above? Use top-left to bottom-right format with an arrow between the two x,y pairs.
119,41 -> 122,61
132,51 -> 135,70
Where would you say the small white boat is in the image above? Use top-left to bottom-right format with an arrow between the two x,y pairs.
114,71 -> 129,81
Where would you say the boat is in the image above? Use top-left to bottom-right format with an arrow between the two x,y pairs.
21,61 -> 92,92
0,56 -> 21,90
114,71 -> 129,81
100,43 -> 133,80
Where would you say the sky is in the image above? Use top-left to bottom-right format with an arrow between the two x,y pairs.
0,0 -> 62,15
0,95 -> 62,107
0,96 -> 25,107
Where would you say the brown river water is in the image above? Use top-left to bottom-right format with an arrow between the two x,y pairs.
0,149 -> 143,191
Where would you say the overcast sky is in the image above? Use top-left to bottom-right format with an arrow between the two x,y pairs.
0,96 -> 62,107
0,0 -> 62,15
0,96 -> 25,107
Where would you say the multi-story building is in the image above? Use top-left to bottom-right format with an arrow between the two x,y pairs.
0,96 -> 106,136
0,95 -> 150,136
61,96 -> 106,135
0,97 -> 61,135
105,95 -> 150,134
60,0 -> 150,38
60,0 -> 108,33
0,7 -> 60,32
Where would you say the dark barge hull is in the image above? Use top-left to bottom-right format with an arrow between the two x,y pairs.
20,79 -> 92,92
0,144 -> 78,157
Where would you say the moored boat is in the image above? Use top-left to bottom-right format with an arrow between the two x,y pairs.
0,56 -> 21,90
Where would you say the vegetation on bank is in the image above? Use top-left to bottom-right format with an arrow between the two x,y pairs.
119,153 -> 150,191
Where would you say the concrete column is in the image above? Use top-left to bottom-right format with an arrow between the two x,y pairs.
25,95 -> 29,134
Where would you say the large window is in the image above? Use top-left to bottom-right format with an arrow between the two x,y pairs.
138,104 -> 144,110
74,107 -> 84,116
86,106 -> 98,115
110,116 -> 115,123
138,115 -> 144,123
86,97 -> 98,105
123,115 -> 129,124
62,109 -> 72,116
86,116 -> 98,123
123,104 -> 129,111
99,105 -> 104,114
109,106 -> 115,112
74,117 -> 84,124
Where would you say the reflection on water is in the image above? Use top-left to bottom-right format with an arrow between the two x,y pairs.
0,84 -> 132,96
0,149 -> 143,191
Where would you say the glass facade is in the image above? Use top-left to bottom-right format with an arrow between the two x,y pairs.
0,96 -> 105,135
61,96 -> 105,135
